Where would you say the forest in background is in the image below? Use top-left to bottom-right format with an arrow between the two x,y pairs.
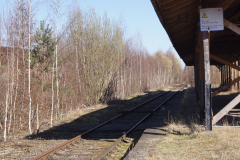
0,0 -> 220,141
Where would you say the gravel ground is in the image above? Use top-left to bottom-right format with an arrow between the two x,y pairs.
0,86 -> 178,160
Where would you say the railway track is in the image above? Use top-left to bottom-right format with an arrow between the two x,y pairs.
31,89 -> 181,160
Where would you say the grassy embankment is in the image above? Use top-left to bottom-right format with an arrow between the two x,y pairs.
147,87 -> 240,160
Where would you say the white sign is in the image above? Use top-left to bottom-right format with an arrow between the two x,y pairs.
200,7 -> 224,31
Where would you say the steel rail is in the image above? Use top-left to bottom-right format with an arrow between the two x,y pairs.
93,90 -> 179,160
32,90 -> 170,160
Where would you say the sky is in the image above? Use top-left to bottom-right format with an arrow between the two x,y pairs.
0,0 -> 185,68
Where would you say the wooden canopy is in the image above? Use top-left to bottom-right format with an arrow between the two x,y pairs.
151,0 -> 240,66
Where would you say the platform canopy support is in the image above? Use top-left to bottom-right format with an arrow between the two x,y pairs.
203,31 -> 212,130
210,10 -> 240,126
150,0 -> 240,129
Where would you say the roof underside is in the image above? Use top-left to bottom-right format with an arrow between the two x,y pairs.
151,0 -> 240,66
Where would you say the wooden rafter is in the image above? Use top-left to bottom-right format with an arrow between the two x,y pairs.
167,15 -> 198,27
157,0 -> 174,5
170,21 -> 196,31
212,76 -> 240,97
161,0 -> 188,9
224,19 -> 240,35
210,54 -> 240,71
164,3 -> 198,19
218,0 -> 235,10
196,47 -> 200,53
172,28 -> 195,38
211,11 -> 240,40
182,54 -> 194,62
162,0 -> 196,14
166,9 -> 196,23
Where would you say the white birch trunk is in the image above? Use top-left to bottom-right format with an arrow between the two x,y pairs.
37,103 -> 39,134
28,0 -> 32,134
51,63 -> 54,127
4,35 -> 10,141
55,0 -> 60,119
14,8 -> 21,133
4,90 -> 9,141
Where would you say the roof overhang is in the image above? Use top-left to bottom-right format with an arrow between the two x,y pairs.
151,0 -> 240,66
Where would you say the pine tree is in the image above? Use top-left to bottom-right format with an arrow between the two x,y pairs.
32,20 -> 54,91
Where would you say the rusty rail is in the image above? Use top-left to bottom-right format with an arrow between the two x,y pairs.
93,91 -> 179,160
32,90 -> 177,160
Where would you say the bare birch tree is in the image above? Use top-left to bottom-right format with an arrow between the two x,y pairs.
28,0 -> 32,134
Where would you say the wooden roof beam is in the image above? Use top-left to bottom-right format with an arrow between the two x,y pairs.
210,54 -> 240,71
172,28 -> 196,38
167,14 -> 198,27
211,11 -> 240,40
224,19 -> 240,35
169,20 -> 196,31
212,76 -> 240,97
171,25 -> 196,35
164,3 -> 198,19
157,0 -> 174,5
174,33 -> 195,43
217,0 -> 235,11
161,0 -> 188,9
166,9 -> 196,23
182,54 -> 194,62
162,0 -> 196,14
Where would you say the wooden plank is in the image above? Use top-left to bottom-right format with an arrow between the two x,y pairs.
212,76 -> 240,97
234,58 -> 236,89
166,9 -> 196,23
199,31 -> 204,81
196,47 -> 200,53
203,31 -> 212,130
170,27 -> 195,38
224,19 -> 240,35
230,109 -> 240,111
164,3 -> 198,19
210,54 -> 240,71
157,0 -> 174,5
238,58 -> 240,89
162,0 -> 196,14
212,94 -> 240,125
161,0 -> 188,9
182,54 -> 194,62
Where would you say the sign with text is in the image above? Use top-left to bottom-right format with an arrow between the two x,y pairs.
200,7 -> 224,31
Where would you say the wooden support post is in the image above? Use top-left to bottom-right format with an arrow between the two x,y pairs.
233,59 -> 235,89
203,31 -> 212,130
221,66 -> 223,86
194,50 -> 199,102
222,66 -> 224,86
223,66 -> 225,85
227,66 -> 229,84
225,66 -> 227,85
238,58 -> 240,90
232,58 -> 237,90
199,30 -> 205,123
229,65 -> 231,85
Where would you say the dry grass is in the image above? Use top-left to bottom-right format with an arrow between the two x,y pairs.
145,87 -> 240,160
153,123 -> 240,160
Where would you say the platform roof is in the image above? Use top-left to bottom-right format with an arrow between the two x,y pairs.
151,0 -> 240,66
